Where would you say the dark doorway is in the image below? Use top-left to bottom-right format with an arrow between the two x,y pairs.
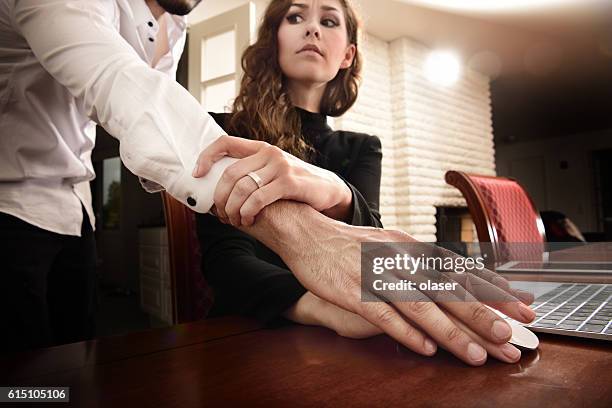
593,149 -> 612,241
91,128 -> 167,338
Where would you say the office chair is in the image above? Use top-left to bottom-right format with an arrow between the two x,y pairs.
444,170 -> 546,264
161,191 -> 214,323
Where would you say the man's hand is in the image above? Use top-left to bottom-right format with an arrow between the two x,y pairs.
284,291 -> 523,363
238,200 -> 536,366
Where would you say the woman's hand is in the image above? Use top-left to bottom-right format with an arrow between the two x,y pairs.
284,291 -> 383,339
193,135 -> 353,226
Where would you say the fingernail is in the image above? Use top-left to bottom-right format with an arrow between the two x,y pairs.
492,320 -> 512,341
501,343 -> 521,362
424,338 -> 437,355
467,342 -> 487,363
518,302 -> 536,322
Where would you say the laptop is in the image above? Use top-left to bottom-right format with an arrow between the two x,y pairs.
472,242 -> 612,341
496,261 -> 612,275
505,280 -> 611,341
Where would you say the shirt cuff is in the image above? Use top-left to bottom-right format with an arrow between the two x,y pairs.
337,176 -> 383,228
165,156 -> 238,213
336,176 -> 363,226
139,177 -> 165,193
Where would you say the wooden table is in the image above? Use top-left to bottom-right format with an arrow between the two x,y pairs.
2,316 -> 611,407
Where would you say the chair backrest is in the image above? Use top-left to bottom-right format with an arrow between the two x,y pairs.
445,171 -> 546,263
160,191 -> 213,324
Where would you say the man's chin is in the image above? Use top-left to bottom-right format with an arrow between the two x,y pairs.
157,0 -> 202,16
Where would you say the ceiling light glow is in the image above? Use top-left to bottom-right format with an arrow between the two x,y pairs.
424,51 -> 461,86
403,0 -> 579,12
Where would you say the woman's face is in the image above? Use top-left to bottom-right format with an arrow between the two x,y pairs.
277,0 -> 356,87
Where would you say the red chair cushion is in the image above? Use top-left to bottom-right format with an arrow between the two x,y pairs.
470,175 -> 544,261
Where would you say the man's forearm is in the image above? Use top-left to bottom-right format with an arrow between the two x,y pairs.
237,200 -> 347,261
235,199 -> 536,366
236,199 -> 386,311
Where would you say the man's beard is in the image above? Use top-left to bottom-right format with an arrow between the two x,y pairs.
157,0 -> 202,16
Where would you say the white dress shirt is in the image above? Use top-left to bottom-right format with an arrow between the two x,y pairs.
0,0 -> 236,236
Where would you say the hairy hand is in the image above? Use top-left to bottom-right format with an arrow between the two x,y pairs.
241,201 -> 536,366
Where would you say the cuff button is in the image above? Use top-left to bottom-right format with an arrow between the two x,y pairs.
187,196 -> 197,207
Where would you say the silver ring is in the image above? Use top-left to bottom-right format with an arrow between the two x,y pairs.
247,171 -> 263,189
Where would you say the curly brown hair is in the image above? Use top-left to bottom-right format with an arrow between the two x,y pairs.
226,0 -> 362,161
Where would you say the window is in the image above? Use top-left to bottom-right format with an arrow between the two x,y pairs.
102,157 -> 121,229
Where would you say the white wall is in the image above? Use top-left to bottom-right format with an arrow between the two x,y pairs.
188,0 -> 269,26
336,36 -> 495,242
334,35 -> 397,228
496,129 -> 612,233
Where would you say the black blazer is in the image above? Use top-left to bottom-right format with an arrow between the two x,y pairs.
196,109 -> 383,325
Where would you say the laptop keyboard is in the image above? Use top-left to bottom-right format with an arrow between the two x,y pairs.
528,283 -> 612,335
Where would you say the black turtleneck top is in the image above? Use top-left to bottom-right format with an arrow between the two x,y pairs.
196,108 -> 383,325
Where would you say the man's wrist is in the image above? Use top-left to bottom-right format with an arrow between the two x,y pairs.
238,200 -> 339,256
